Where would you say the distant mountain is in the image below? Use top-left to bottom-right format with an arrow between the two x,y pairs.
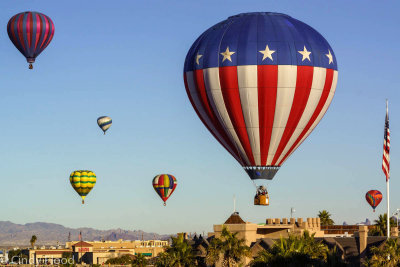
0,221 -> 170,246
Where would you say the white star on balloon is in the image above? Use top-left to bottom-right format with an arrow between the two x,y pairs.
259,45 -> 275,61
326,50 -> 333,64
196,53 -> 203,65
220,47 -> 235,62
298,46 -> 311,62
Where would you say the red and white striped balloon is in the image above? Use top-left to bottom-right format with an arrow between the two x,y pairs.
184,13 -> 338,180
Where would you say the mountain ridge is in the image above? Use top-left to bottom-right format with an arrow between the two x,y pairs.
0,221 -> 169,246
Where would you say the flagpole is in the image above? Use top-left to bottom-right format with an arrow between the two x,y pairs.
387,177 -> 390,238
385,99 -> 390,239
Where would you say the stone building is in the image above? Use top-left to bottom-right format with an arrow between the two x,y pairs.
201,212 -> 400,266
29,239 -> 168,264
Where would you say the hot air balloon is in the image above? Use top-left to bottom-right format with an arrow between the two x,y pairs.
152,174 -> 177,206
97,116 -> 112,134
70,170 -> 96,204
7,11 -> 55,69
366,190 -> 383,212
183,12 -> 338,205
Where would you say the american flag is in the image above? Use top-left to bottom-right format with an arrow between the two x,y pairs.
382,101 -> 390,181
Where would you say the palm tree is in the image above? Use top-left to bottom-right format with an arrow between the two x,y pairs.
61,252 -> 75,267
325,246 -> 347,267
132,253 -> 148,267
250,231 -> 328,267
30,235 -> 37,248
250,250 -> 273,267
155,252 -> 174,267
206,226 -> 250,267
367,238 -> 400,267
318,210 -> 334,225
370,213 -> 397,236
156,234 -> 195,267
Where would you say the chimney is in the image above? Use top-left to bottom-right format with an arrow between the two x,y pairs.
358,225 -> 368,255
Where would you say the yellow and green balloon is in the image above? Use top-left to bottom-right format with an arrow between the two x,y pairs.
69,170 -> 96,204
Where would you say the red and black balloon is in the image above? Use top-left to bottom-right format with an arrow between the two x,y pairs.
365,190 -> 383,212
7,11 -> 55,69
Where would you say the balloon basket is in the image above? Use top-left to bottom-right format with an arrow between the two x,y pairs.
29,64 -> 33,69
82,200 -> 85,204
163,202 -> 166,206
254,194 -> 269,206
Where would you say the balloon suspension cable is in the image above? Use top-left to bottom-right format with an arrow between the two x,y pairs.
29,63 -> 33,69
251,180 -> 258,189
163,202 -> 166,206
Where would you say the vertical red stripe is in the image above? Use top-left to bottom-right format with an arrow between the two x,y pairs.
43,18 -> 54,48
39,16 -> 49,49
34,14 -> 41,50
219,66 -> 255,165
193,70 -> 246,164
257,65 -> 278,165
184,73 -> 244,165
278,68 -> 334,165
8,16 -> 18,47
271,66 -> 314,165
17,14 -> 26,50
26,12 -> 32,48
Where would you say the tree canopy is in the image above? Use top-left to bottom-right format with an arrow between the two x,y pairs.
318,210 -> 335,226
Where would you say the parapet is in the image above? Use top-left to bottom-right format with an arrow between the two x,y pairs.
265,217 -> 321,230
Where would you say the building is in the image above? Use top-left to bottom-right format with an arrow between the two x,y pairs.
29,239 -> 168,265
0,250 -> 8,264
203,212 -> 400,266
29,248 -> 70,265
211,212 -> 324,246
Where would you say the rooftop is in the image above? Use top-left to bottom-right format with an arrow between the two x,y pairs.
224,212 -> 245,224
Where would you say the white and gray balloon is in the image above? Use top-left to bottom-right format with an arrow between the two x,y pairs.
97,116 -> 112,134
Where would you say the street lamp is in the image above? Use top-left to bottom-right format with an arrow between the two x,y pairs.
393,209 -> 400,227
290,207 -> 296,219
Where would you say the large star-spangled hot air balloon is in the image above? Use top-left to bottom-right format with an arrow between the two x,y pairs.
366,190 -> 383,212
7,11 -> 55,69
152,174 -> 177,206
183,12 -> 338,205
70,170 -> 97,204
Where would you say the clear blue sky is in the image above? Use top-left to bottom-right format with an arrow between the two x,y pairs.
0,0 -> 399,235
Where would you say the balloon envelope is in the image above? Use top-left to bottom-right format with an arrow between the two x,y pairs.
97,116 -> 112,134
7,11 -> 55,68
184,12 -> 338,181
366,190 -> 382,211
152,174 -> 177,205
70,170 -> 96,204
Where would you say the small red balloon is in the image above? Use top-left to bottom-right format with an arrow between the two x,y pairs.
366,190 -> 383,212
